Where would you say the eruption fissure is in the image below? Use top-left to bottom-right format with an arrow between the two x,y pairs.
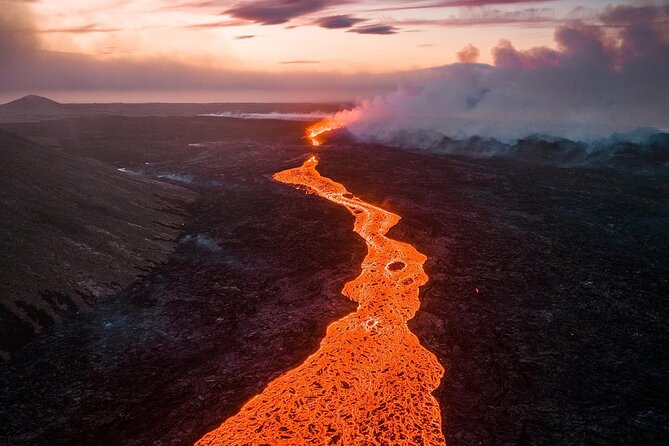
306,120 -> 340,146
196,148 -> 446,444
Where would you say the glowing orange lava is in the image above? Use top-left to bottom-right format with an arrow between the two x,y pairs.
196,155 -> 446,445
306,119 -> 340,146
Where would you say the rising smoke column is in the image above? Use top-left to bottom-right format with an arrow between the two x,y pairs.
326,7 -> 669,146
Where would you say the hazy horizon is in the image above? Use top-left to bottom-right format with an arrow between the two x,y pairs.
1,0 -> 667,140
0,90 -> 378,104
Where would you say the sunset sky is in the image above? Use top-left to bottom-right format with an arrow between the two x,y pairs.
1,0 -> 665,102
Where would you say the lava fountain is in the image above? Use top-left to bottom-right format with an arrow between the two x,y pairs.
196,127 -> 446,445
306,119 -> 340,146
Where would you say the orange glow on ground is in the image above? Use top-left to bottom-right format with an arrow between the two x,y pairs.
196,156 -> 446,445
306,120 -> 340,146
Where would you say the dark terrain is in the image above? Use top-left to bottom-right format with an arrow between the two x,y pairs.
0,129 -> 195,359
0,107 -> 667,445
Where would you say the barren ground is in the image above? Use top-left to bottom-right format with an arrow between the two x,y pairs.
1,115 -> 667,445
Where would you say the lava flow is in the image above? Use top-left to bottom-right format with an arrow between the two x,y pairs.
306,119 -> 340,146
196,154 -> 446,445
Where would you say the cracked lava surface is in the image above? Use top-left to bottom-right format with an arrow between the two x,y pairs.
196,155 -> 446,445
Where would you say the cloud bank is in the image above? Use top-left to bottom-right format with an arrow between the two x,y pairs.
0,1 -> 403,101
327,6 -> 669,144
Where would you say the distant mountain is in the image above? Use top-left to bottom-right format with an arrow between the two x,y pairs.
0,129 -> 196,359
1,95 -> 62,111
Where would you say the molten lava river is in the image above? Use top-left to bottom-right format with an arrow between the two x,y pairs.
197,152 -> 446,445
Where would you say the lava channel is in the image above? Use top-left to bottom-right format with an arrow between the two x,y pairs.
196,155 -> 446,445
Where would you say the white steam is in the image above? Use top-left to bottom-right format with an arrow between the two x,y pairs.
200,111 -> 330,121
329,17 -> 669,146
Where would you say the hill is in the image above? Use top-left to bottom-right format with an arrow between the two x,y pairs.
0,129 -> 196,359
1,95 -> 62,109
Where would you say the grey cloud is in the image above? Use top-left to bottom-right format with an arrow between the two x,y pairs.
364,0 -> 554,13
433,0 -> 553,6
348,24 -> 399,35
599,4 -> 663,26
396,7 -> 557,27
224,0 -> 346,25
313,14 -> 366,29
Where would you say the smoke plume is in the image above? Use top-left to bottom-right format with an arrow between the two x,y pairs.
329,8 -> 669,146
457,44 -> 480,63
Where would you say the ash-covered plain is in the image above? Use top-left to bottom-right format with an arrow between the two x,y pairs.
0,110 -> 667,445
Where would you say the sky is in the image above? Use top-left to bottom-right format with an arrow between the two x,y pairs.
0,0 -> 666,102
